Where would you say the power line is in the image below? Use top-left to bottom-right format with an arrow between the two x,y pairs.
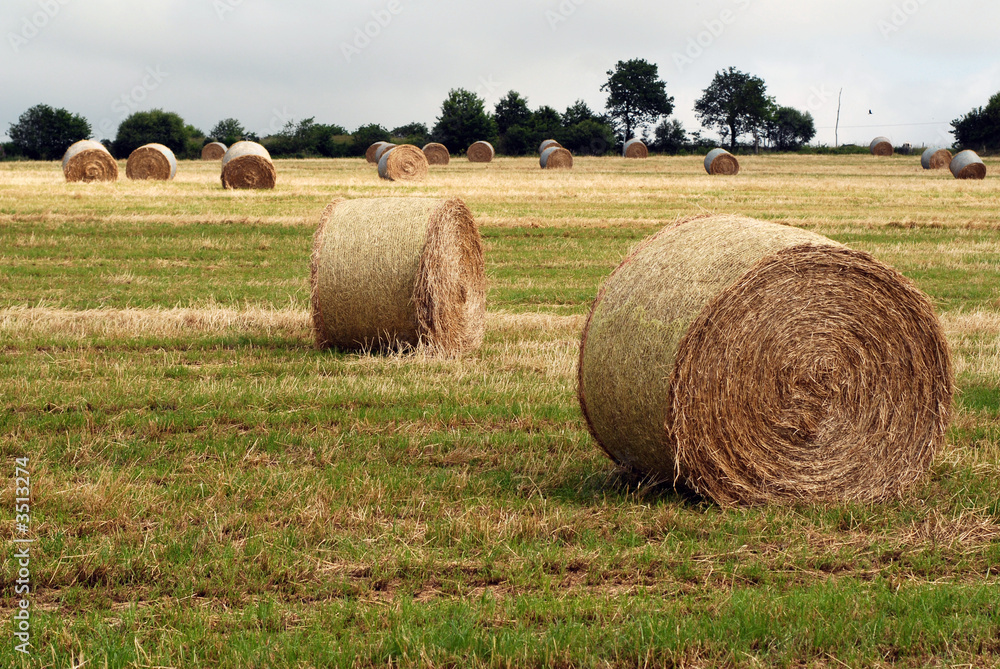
816,121 -> 949,129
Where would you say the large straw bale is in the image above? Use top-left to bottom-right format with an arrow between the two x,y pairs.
704,148 -> 739,175
201,142 -> 227,161
623,139 -> 648,159
467,141 -> 494,163
921,147 -> 952,170
378,145 -> 429,182
310,197 -> 486,355
540,146 -> 573,169
62,140 -> 118,183
221,141 -> 276,190
870,137 -> 893,156
578,214 -> 953,506
366,141 -> 390,164
374,143 -> 397,163
950,150 -> 986,180
422,142 -> 450,165
539,139 -> 562,153
126,143 -> 177,181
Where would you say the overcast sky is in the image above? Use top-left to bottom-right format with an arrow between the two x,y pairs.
3,0 -> 997,147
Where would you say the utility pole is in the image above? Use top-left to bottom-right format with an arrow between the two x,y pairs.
835,88 -> 843,148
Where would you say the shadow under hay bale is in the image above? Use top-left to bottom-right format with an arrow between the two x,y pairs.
310,197 -> 486,355
221,141 -> 276,190
539,139 -> 561,153
704,148 -> 739,175
950,150 -> 986,180
467,141 -> 494,163
62,140 -> 118,183
126,143 -> 177,181
378,145 -> 429,182
540,146 -> 573,169
422,142 -> 450,165
578,214 -> 953,507
921,147 -> 953,170
870,136 -> 893,156
623,139 -> 648,159
201,142 -> 227,161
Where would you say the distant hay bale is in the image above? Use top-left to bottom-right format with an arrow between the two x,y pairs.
126,143 -> 177,181
366,142 -> 390,163
310,197 -> 486,355
377,145 -> 429,182
623,139 -> 648,159
221,141 -> 276,190
62,140 -> 118,183
950,150 -> 986,180
578,214 -> 953,507
422,142 -> 450,165
467,141 -> 494,163
540,146 -> 573,169
704,148 -> 739,175
201,142 -> 227,161
870,137 -> 893,156
921,147 -> 953,170
371,142 -> 396,164
539,139 -> 562,153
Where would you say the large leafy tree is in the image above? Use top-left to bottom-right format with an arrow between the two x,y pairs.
8,104 -> 91,160
349,123 -> 391,157
431,88 -> 498,153
210,118 -> 247,146
694,67 -> 772,151
113,109 -> 189,158
494,91 -> 532,135
653,118 -> 687,154
951,92 -> 1000,151
601,59 -> 674,143
767,106 -> 816,151
264,117 -> 348,158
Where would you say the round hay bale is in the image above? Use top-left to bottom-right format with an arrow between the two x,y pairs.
221,141 -> 276,190
704,148 -> 739,175
366,141 -> 391,163
310,197 -> 486,354
378,145 -> 429,182
201,142 -> 227,161
623,139 -> 649,159
921,147 -> 953,170
126,143 -> 177,181
578,214 -> 953,507
540,146 -> 573,169
422,142 -> 450,165
467,141 -> 494,163
373,143 -> 397,163
950,150 -> 986,180
62,140 -> 118,183
539,139 -> 562,153
870,136 -> 893,156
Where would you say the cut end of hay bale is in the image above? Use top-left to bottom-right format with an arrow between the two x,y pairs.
540,146 -> 573,169
870,137 -> 894,156
950,150 -> 986,180
921,147 -> 953,170
366,142 -> 390,164
422,143 -> 450,165
126,143 -> 177,181
704,148 -> 739,175
221,141 -> 276,190
539,139 -> 562,154
310,197 -> 486,355
578,214 -> 953,507
201,142 -> 227,161
623,139 -> 648,159
467,141 -> 494,163
62,140 -> 119,183
378,145 -> 429,182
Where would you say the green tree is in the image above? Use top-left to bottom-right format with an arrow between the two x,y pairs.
349,123 -> 391,157
562,99 -> 601,127
562,119 -> 616,156
113,109 -> 189,158
8,104 -> 91,160
494,91 -> 531,135
951,92 -> 1000,151
390,122 -> 429,146
210,118 -> 247,146
264,118 -> 348,158
694,67 -> 772,151
601,59 -> 674,143
653,118 -> 687,154
431,88 -> 498,154
767,107 -> 816,151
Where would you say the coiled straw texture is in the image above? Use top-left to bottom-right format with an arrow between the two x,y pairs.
126,143 -> 177,181
221,141 -> 276,190
62,140 -> 118,183
378,145 -> 429,181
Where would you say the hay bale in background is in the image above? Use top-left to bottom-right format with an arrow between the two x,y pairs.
366,142 -> 391,164
704,148 -> 739,175
540,146 -> 573,169
221,141 -> 276,190
310,197 -> 486,354
539,139 -> 562,153
201,142 -> 227,161
378,145 -> 429,182
467,141 -> 494,163
373,142 -> 397,163
126,143 -> 177,181
422,142 -> 450,165
623,139 -> 649,159
870,137 -> 894,156
921,147 -> 953,170
950,150 -> 986,180
62,140 -> 118,183
578,214 -> 953,506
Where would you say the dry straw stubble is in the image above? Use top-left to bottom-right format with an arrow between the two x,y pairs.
378,145 -> 429,182
578,214 -> 953,506
201,142 -> 227,161
310,197 -> 486,355
126,143 -> 177,181
422,142 -> 450,165
221,141 -> 276,190
950,150 -> 987,180
704,148 -> 739,175
623,139 -> 649,159
467,141 -> 494,163
540,146 -> 573,169
870,136 -> 894,156
921,147 -> 952,170
62,140 -> 119,183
